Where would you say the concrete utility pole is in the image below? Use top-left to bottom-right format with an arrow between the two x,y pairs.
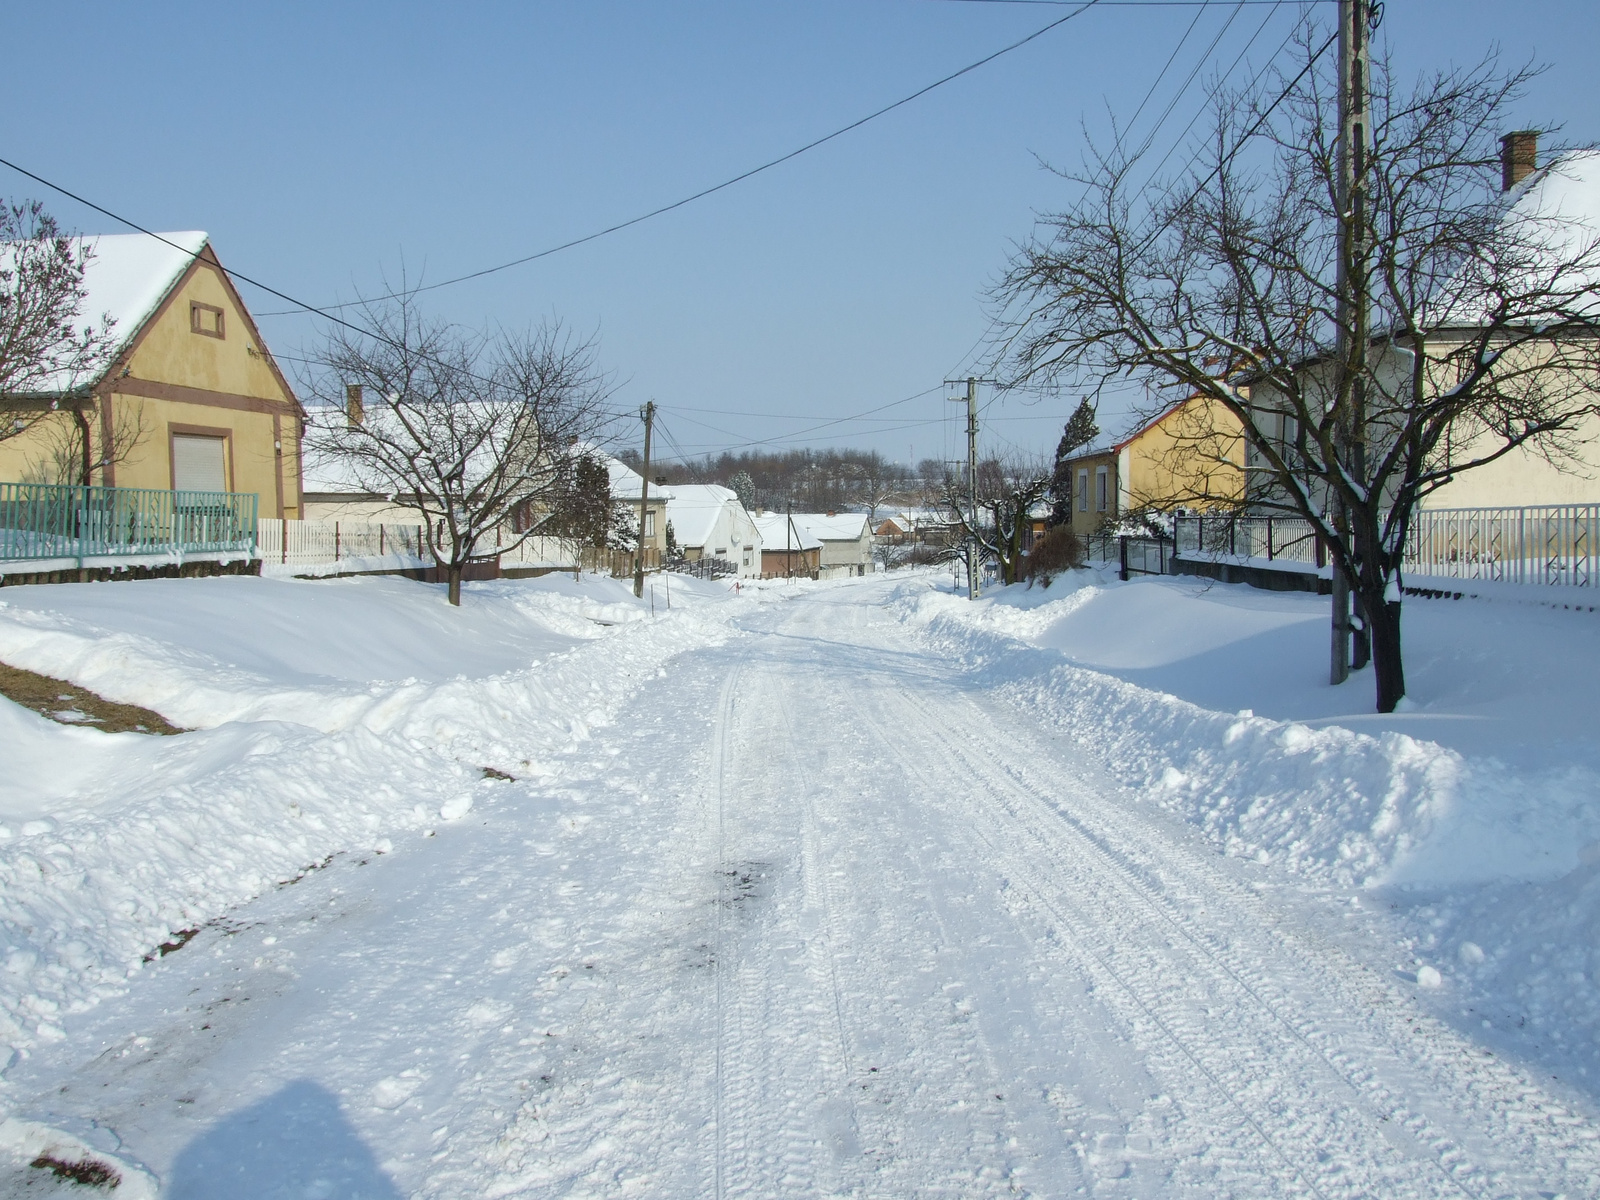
1330,0 -> 1373,684
945,377 -> 984,600
634,400 -> 655,599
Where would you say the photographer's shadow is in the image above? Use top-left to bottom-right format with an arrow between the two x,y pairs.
166,1079 -> 401,1199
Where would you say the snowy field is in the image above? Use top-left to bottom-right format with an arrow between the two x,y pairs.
0,566 -> 1595,1196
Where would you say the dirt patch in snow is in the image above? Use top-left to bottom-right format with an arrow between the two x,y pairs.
0,660 -> 184,735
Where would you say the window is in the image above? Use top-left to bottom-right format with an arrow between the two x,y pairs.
643,511 -> 656,537
1095,466 -> 1109,512
1077,468 -> 1089,512
190,301 -> 226,339
171,433 -> 227,492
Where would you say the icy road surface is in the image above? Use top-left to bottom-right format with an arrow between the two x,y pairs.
9,582 -> 1598,1198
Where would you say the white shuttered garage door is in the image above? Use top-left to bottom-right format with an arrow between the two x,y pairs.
172,434 -> 227,492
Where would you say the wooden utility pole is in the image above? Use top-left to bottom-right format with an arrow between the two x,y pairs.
1331,0 -> 1372,684
634,400 -> 655,599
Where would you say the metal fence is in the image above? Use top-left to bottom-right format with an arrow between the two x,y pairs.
1173,513 -> 1323,567
1167,505 -> 1599,589
1406,504 -> 1599,588
1084,532 -> 1173,577
0,482 -> 256,564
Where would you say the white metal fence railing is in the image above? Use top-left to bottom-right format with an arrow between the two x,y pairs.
1407,504 -> 1598,588
1167,504 -> 1600,589
258,518 -> 426,569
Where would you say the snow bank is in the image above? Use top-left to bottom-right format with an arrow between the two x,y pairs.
0,574 -> 740,1050
894,574 -> 1600,890
890,571 -> 1600,1075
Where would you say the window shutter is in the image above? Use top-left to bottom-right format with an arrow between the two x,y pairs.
172,435 -> 227,492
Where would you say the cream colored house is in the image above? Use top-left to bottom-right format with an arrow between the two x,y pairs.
0,232 -> 304,517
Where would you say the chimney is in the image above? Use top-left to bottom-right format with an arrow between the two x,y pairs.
345,383 -> 364,429
1501,130 -> 1539,191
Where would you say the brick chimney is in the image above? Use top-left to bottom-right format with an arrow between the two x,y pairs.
345,383 -> 364,429
1501,130 -> 1539,191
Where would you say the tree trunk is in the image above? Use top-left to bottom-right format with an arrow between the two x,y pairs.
73,406 -> 94,486
447,563 -> 463,606
1367,594 -> 1405,713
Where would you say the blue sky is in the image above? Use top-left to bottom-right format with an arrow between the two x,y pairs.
6,1 -> 1599,469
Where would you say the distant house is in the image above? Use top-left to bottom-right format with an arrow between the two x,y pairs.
1057,395 -> 1245,537
665,484 -> 761,577
876,506 -> 959,547
603,456 -> 670,558
751,511 -> 821,576
790,512 -> 874,577
0,231 -> 305,517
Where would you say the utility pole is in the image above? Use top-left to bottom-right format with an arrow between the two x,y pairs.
785,499 -> 793,581
634,400 -> 655,599
945,376 -> 987,600
1330,0 -> 1372,684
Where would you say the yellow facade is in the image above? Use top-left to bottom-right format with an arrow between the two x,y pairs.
1058,394 -> 1245,535
0,246 -> 303,518
1121,394 -> 1246,513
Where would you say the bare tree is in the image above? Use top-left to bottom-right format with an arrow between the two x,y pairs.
22,399 -> 151,486
943,455 -> 1051,586
998,29 -> 1600,712
305,299 -> 610,605
1,201 -> 116,456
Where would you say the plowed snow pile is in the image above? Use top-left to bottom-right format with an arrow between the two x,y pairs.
0,573 -> 741,1049
893,568 -> 1600,1081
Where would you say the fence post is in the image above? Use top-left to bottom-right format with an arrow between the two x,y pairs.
1119,536 -> 1129,582
1266,516 -> 1274,561
281,515 -> 287,564
335,521 -> 341,562
1229,516 -> 1236,558
379,524 -> 385,556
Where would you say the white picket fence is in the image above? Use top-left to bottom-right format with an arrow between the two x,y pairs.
257,518 -> 429,578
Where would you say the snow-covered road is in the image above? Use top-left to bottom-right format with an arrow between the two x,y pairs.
7,580 -> 1598,1197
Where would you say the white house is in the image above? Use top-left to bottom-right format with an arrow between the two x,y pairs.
791,512 -> 875,577
665,484 -> 762,577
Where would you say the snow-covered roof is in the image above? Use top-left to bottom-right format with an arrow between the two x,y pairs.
1429,151 -> 1600,326
7,231 -> 210,394
751,511 -> 821,552
602,455 -> 673,503
665,484 -> 743,549
791,512 -> 869,542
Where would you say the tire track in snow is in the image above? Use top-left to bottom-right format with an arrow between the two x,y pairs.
708,664 -> 740,1200
936,681 -> 1600,1198
844,674 -> 1405,1196
855,625 -> 1600,1199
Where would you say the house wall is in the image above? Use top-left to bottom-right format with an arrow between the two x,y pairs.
678,502 -> 762,577
0,253 -> 303,519
1250,338 -> 1600,513
1123,395 -> 1245,512
816,530 -> 872,568
1058,450 -> 1119,537
1422,410 -> 1600,506
761,546 -> 820,576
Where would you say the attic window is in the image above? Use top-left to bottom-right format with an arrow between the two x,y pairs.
190,301 -> 226,339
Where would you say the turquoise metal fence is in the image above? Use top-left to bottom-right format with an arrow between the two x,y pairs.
0,482 -> 258,565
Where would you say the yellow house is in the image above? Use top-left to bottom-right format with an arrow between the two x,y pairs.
1058,394 -> 1245,536
0,231 -> 304,517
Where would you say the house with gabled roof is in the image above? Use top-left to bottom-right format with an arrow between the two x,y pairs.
0,231 -> 305,518
664,484 -> 761,577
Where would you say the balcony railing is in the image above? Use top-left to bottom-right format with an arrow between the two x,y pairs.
0,482 -> 257,566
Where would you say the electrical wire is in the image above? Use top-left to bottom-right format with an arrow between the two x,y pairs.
250,0 -> 1110,318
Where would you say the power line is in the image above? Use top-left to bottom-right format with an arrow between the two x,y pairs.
252,0 -> 1110,318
